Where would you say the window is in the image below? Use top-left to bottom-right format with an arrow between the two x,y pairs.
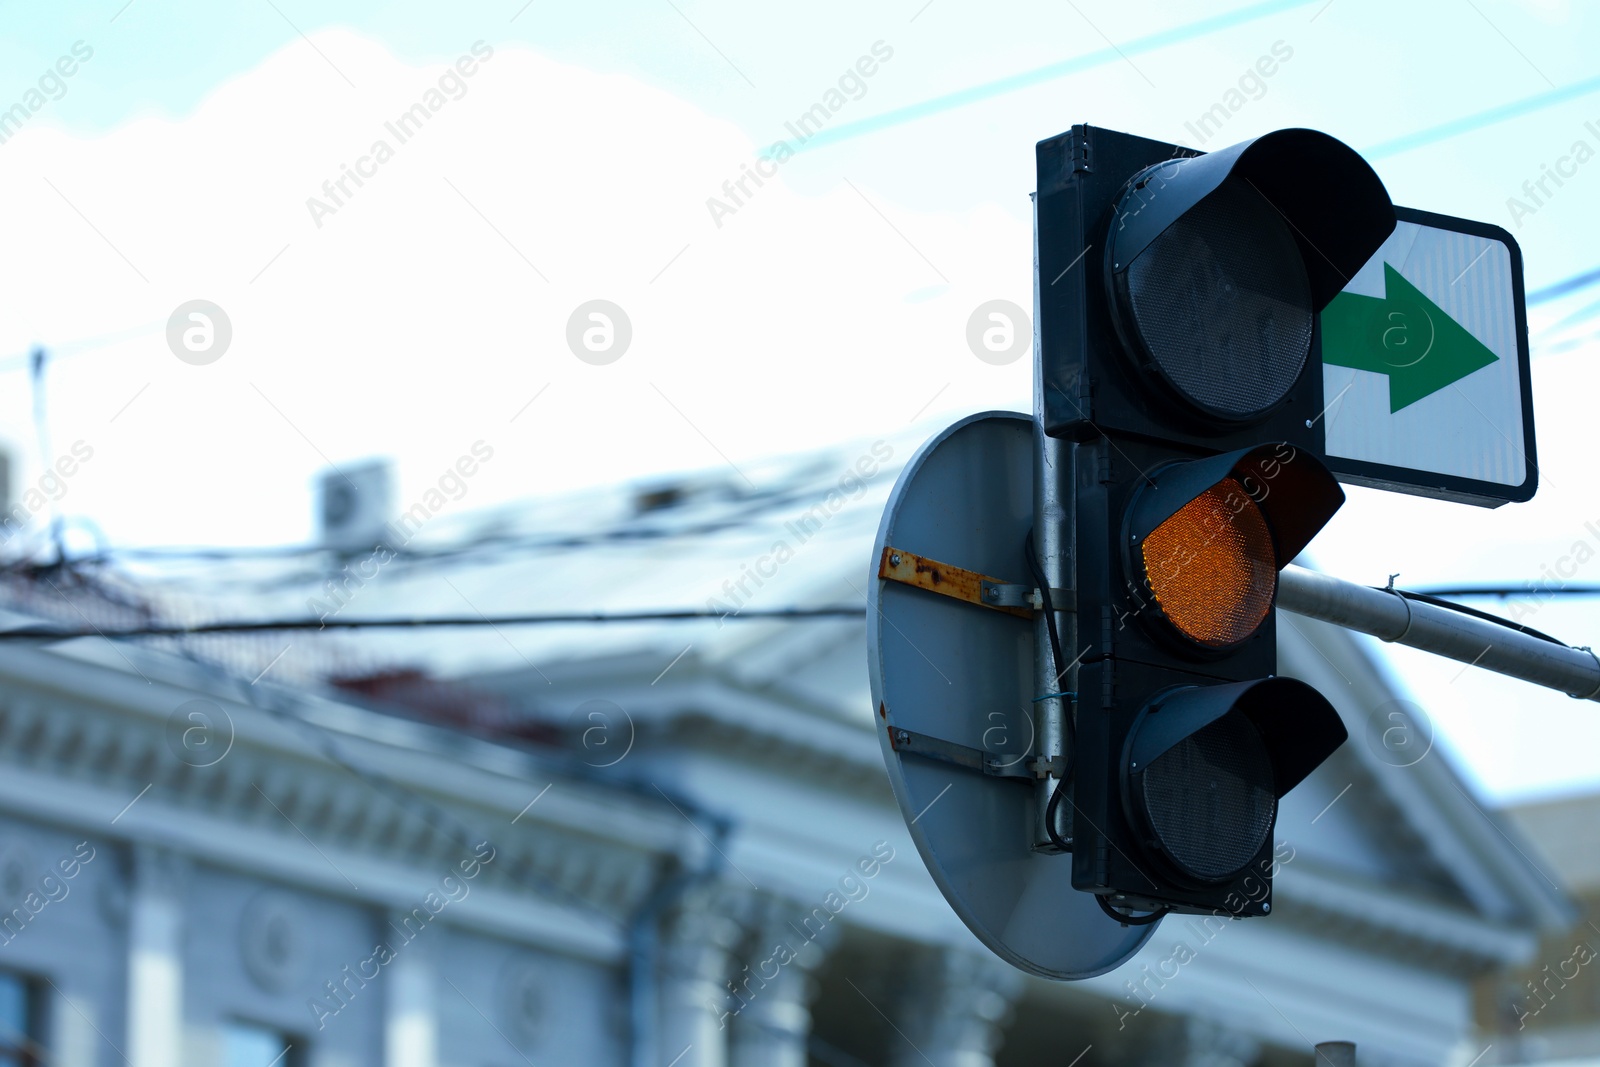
222,1020 -> 301,1067
0,972 -> 40,1067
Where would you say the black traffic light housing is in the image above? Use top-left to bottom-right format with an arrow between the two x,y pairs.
1036,126 -> 1395,449
1036,125 -> 1393,919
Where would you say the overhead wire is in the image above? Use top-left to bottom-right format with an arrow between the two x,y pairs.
791,0 -> 1600,167
0,320 -> 164,374
798,0 -> 1327,152
0,606 -> 870,640
1529,265 -> 1600,306
1412,584 -> 1600,600
1363,71 -> 1600,161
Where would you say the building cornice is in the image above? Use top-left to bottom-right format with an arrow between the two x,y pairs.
0,641 -> 690,964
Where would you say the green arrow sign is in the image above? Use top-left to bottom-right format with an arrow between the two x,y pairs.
1321,263 -> 1499,413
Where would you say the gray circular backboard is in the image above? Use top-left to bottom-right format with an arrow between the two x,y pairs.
867,411 -> 1155,979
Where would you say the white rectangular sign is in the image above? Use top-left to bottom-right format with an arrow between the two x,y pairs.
1320,207 -> 1536,507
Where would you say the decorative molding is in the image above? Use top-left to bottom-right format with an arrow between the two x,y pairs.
98,866 -> 131,927
239,889 -> 313,994
0,680 -> 662,949
0,840 -> 35,903
497,953 -> 549,1052
131,844 -> 191,901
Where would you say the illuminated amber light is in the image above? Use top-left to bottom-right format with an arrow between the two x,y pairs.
1141,480 -> 1276,647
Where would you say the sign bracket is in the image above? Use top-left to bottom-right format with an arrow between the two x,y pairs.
878,545 -> 1071,619
885,722 -> 1050,781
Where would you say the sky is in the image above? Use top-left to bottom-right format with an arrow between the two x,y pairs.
0,0 -> 1598,804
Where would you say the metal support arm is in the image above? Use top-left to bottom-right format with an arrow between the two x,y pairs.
1278,565 -> 1600,702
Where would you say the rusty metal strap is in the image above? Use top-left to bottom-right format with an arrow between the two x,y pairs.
877,545 -> 1034,620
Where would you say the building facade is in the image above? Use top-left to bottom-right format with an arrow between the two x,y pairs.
0,437 -> 1573,1067
1478,790 -> 1600,1065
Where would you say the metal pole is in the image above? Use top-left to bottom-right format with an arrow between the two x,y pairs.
1032,426 -> 1072,850
1279,565 -> 1600,702
1031,193 -> 1072,851
1313,1041 -> 1356,1067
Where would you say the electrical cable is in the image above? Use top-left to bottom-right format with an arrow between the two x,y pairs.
1534,292 -> 1600,339
1529,264 -> 1600,306
1025,531 -> 1075,853
1413,584 -> 1600,600
1383,586 -> 1566,645
798,0 -> 1326,154
1096,894 -> 1168,927
1365,70 -> 1600,162
0,320 -> 164,373
1043,765 -> 1073,854
0,605 -> 870,639
45,467 -> 895,575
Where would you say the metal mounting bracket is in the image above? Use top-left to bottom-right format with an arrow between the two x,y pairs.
878,545 -> 1072,619
887,723 -> 1035,782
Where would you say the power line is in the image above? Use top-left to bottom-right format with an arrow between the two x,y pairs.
1521,268 -> 1600,351
1412,585 -> 1600,599
800,2 -> 1600,163
1529,265 -> 1600,306
0,320 -> 163,374
796,0 -> 1323,153
0,606 -> 869,639
1364,71 -> 1600,161
62,498 -> 886,566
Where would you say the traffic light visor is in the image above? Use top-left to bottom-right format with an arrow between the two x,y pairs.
1108,129 -> 1395,313
1107,129 -> 1395,424
1126,679 -> 1348,883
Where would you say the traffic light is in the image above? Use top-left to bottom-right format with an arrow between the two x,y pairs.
1034,126 -> 1396,920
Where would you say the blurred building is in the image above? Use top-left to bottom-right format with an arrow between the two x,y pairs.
0,431 -> 1573,1067
1477,790 -> 1600,1066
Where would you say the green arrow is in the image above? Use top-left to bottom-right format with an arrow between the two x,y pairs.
1321,263 -> 1499,413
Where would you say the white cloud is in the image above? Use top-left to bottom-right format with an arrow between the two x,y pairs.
0,29 -> 1032,548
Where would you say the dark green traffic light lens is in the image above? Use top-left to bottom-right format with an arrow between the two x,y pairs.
1136,710 -> 1276,883
1117,178 -> 1313,422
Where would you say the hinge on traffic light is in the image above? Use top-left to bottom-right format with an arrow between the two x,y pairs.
1071,130 -> 1092,174
1095,439 -> 1112,485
